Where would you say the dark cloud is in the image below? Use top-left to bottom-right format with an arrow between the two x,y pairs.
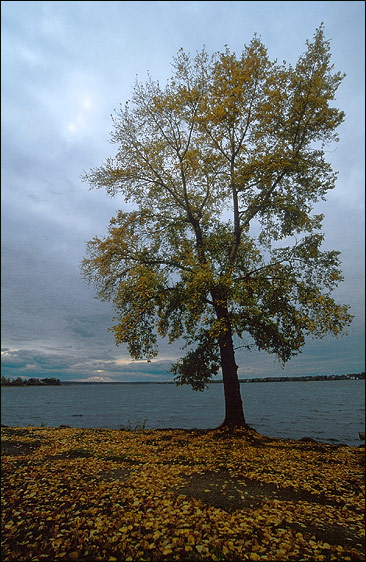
1,1 -> 364,381
0,348 -> 174,382
1,349 -> 80,372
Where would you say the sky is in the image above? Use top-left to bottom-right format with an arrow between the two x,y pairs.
1,0 -> 365,383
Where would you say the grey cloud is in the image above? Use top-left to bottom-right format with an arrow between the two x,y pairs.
0,348 -> 173,382
1,1 -> 364,381
1,349 -> 78,372
68,317 -> 97,339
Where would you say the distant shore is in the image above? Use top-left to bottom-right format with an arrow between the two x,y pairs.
62,373 -> 365,384
239,373 -> 365,383
2,372 -> 364,386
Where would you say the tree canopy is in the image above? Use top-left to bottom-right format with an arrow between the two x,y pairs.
82,25 -> 352,426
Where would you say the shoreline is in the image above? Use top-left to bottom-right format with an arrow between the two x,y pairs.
2,423 -> 365,449
1,372 -> 365,386
1,423 -> 365,448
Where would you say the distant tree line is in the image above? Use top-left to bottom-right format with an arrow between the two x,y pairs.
1,376 -> 61,386
237,373 -> 365,383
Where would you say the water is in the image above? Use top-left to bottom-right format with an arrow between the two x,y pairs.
1,380 -> 364,446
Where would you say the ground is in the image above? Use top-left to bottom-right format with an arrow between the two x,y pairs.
1,426 -> 364,561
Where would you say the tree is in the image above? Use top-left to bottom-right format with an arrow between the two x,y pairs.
25,378 -> 41,386
40,378 -> 61,386
81,26 -> 352,428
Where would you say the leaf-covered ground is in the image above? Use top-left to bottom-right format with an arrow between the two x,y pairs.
1,426 -> 364,561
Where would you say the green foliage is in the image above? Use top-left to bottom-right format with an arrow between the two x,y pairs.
81,26 -> 352,392
170,332 -> 221,391
67,447 -> 93,458
1,377 -> 61,386
119,419 -> 148,432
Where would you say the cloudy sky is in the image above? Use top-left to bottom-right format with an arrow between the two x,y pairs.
1,1 -> 365,382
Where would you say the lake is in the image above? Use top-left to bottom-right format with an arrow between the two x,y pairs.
1,380 -> 364,446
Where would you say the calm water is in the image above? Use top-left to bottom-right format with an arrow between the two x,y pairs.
1,380 -> 364,446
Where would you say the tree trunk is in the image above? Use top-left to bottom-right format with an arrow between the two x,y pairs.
211,290 -> 246,428
217,324 -> 247,428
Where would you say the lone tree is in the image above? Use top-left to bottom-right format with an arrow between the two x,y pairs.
82,26 -> 352,428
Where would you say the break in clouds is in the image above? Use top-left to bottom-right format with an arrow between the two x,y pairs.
1,348 -> 173,382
